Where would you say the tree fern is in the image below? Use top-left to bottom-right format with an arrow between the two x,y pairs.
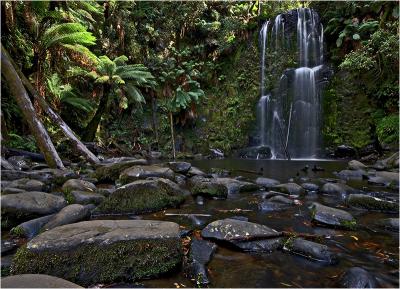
42,23 -> 96,49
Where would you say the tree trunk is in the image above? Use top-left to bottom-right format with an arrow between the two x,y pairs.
2,44 -> 100,164
82,83 -> 110,142
1,46 -> 65,169
151,93 -> 159,150
169,111 -> 176,160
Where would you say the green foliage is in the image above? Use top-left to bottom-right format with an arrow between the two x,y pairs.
4,133 -> 38,152
376,115 -> 399,144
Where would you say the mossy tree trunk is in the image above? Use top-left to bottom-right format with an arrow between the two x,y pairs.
2,45 -> 100,165
1,44 -> 64,169
82,83 -> 111,142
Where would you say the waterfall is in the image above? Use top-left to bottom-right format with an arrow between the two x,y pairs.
256,7 -> 327,159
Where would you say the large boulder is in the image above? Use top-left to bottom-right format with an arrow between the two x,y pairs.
1,274 -> 83,288
321,183 -> 357,198
62,179 -> 96,193
347,194 -> 398,213
1,192 -> 66,219
11,220 -> 181,286
336,169 -> 366,180
255,177 -> 280,188
310,202 -> 356,229
119,165 -> 175,184
212,178 -> 259,194
42,204 -> 91,231
94,159 -> 148,181
348,160 -> 367,170
338,267 -> 377,288
283,238 -> 338,264
168,162 -> 191,174
95,179 -> 185,215
4,178 -> 45,192
201,218 -> 282,252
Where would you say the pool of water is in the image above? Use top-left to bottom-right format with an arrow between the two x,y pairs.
101,158 -> 398,288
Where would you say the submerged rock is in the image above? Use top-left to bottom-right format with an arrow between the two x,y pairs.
62,179 -> 96,193
11,220 -> 181,286
201,218 -> 282,252
1,274 -> 83,288
347,194 -> 398,213
94,159 -> 148,182
95,179 -> 185,214
186,239 -> 217,286
338,267 -> 377,288
1,192 -> 66,219
11,214 -> 55,239
283,238 -> 338,264
375,218 -> 399,232
310,202 -> 356,229
273,183 -> 304,196
255,177 -> 280,188
119,165 -> 175,184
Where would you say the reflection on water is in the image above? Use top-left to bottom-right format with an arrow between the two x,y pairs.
102,159 -> 399,288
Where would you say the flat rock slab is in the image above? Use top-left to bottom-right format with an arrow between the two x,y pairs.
12,220 -> 182,286
201,218 -> 281,249
119,165 -> 175,184
347,194 -> 398,213
1,274 -> 83,288
2,192 -> 66,217
284,238 -> 338,264
95,159 -> 148,181
310,202 -> 356,229
95,179 -> 185,215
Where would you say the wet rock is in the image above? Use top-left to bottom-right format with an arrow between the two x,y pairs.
229,216 -> 249,222
372,152 -> 399,171
336,169 -> 366,180
187,166 -> 206,177
174,174 -> 187,186
210,168 -> 230,177
168,162 -> 191,174
348,160 -> 367,170
212,178 -> 259,194
119,165 -> 175,184
321,183 -> 357,198
191,179 -> 228,199
186,239 -> 217,286
283,238 -> 338,264
1,157 -> 15,170
94,159 -> 148,182
195,195 -> 204,205
7,156 -> 31,170
347,194 -> 398,213
309,202 -> 356,229
95,179 -> 185,215
273,183 -> 304,196
375,218 -> 399,232
34,169 -> 78,185
301,183 -> 319,192
4,178 -> 45,192
1,192 -> 66,219
71,190 -> 105,205
268,195 -> 295,204
11,220 -> 181,286
96,187 -> 115,196
42,204 -> 90,231
11,214 -> 55,239
1,239 -> 18,254
256,177 -> 280,188
201,218 -> 281,252
30,163 -> 49,170
374,171 -> 399,186
259,201 -> 290,212
1,274 -> 83,288
338,267 -> 377,288
2,188 -> 27,195
334,145 -> 356,158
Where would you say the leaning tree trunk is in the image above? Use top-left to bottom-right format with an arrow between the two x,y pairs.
82,83 -> 110,142
1,46 -> 65,169
2,45 -> 100,164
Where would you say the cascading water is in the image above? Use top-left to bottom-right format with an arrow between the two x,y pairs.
257,7 -> 329,159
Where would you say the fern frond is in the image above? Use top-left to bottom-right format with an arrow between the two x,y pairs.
62,44 -> 98,64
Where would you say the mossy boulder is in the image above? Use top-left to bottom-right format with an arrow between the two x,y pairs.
62,179 -> 96,193
94,159 -> 148,182
189,176 -> 227,198
11,220 -> 182,286
95,179 -> 185,215
309,202 -> 356,229
212,178 -> 259,194
347,194 -> 398,213
119,165 -> 175,184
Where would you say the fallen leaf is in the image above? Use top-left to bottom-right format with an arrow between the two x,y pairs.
350,235 -> 358,241
280,282 -> 292,287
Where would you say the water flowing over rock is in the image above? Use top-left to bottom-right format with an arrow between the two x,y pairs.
256,8 -> 329,159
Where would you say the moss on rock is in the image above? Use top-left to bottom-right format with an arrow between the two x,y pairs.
11,239 -> 182,286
